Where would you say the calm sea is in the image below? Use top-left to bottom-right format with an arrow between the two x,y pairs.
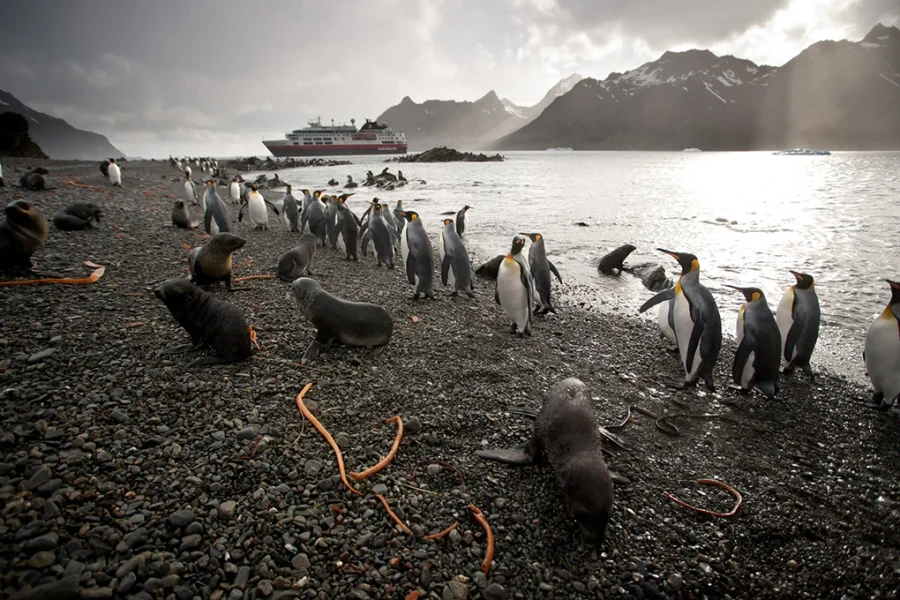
253,150 -> 900,383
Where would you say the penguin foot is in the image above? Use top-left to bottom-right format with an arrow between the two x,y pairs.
509,323 -> 518,334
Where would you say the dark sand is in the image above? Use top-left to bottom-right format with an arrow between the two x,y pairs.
1,158 -> 899,600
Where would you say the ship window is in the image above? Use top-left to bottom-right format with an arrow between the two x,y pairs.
304,142 -> 313,145
315,141 -> 323,145
293,142 -> 299,145
324,141 -> 333,145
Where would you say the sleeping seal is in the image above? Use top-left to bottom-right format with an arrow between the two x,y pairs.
154,278 -> 252,367
598,244 -> 636,275
477,377 -> 615,544
291,277 -> 393,363
53,203 -> 104,231
277,233 -> 317,282
188,232 -> 246,291
0,200 -> 49,272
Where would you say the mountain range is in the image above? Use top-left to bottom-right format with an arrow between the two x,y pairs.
0,89 -> 123,159
378,24 -> 900,151
376,74 -> 584,151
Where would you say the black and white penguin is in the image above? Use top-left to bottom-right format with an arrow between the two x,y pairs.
108,158 -> 121,186
775,271 -> 820,380
520,232 -> 562,314
639,250 -> 721,390
456,205 -> 472,238
730,286 -> 781,398
400,211 -> 434,300
864,280 -> 900,407
496,235 -> 534,337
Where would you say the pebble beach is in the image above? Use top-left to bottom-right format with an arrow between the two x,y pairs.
1,157 -> 899,600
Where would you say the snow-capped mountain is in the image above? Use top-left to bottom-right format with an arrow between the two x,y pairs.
0,89 -> 123,159
376,74 -> 585,150
496,24 -> 900,150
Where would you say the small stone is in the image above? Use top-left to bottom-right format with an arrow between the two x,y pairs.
666,574 -> 683,591
304,460 -> 322,475
161,574 -> 180,588
538,583 -> 553,592
218,501 -> 237,521
81,587 -> 114,599
43,499 -> 60,518
28,348 -> 55,364
404,417 -> 422,434
110,410 -> 129,424
26,532 -> 59,551
117,572 -> 137,595
234,565 -> 251,589
372,483 -> 387,495
426,464 -> 441,475
144,577 -> 162,593
483,583 -> 508,600
256,580 -> 274,596
179,533 -> 202,552
421,566 -> 432,587
28,550 -> 56,569
22,464 -> 52,491
334,432 -> 350,448
168,510 -> 195,528
448,580 -> 468,599
174,585 -> 193,600
787,560 -> 799,570
237,427 -> 256,440
291,553 -> 310,571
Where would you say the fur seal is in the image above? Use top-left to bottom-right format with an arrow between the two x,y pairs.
0,200 -> 49,272
19,172 -> 50,191
598,244 -> 636,275
172,200 -> 198,229
477,378 -> 615,544
475,255 -> 505,280
291,277 -> 393,363
277,233 -> 317,281
53,203 -> 104,231
154,278 -> 252,367
188,232 -> 246,291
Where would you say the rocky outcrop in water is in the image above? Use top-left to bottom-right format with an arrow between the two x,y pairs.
0,112 -> 49,159
228,156 -> 352,171
388,146 -> 504,163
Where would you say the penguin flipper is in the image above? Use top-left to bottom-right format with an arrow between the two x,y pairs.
360,229 -> 371,257
265,200 -> 280,216
548,261 -> 563,284
685,315 -> 706,374
732,338 -> 753,385
784,320 -> 803,363
441,254 -> 451,286
494,284 -> 501,306
405,251 -> 417,285
238,203 -> 247,223
203,208 -> 213,234
639,288 -> 676,313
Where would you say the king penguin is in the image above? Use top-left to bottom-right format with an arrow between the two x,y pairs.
440,218 -> 475,297
282,184 -> 300,232
519,232 -> 562,314
729,286 -> 781,398
400,211 -> 435,300
229,177 -> 241,204
184,173 -> 199,207
202,180 -> 230,235
456,205 -> 472,238
864,279 -> 900,407
496,236 -> 534,337
239,185 -> 279,230
775,271 -> 820,381
639,250 -> 721,391
108,158 -> 121,187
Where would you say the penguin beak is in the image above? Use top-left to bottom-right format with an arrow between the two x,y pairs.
789,270 -> 803,282
657,248 -> 680,261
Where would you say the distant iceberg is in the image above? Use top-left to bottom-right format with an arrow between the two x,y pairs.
682,147 -> 702,152
546,147 -> 574,151
773,148 -> 831,155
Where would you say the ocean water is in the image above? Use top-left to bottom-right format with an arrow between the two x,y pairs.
252,150 -> 900,383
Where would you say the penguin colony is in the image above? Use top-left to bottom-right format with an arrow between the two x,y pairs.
1,158 -> 898,548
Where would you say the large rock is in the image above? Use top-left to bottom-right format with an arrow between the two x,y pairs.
0,112 -> 49,159
627,262 -> 672,292
389,146 -> 504,163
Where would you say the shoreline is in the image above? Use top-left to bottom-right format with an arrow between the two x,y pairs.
1,158 -> 899,599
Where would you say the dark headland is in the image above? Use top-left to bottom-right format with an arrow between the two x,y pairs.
1,158 -> 899,600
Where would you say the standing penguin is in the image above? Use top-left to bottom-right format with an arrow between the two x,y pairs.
361,203 -> 395,269
99,159 -> 110,179
400,211 -> 435,300
864,280 -> 900,407
203,180 -> 230,234
380,202 -> 400,244
184,173 -> 199,206
639,250 -> 721,391
456,205 -> 472,238
325,191 -> 345,248
520,232 -> 562,314
729,286 -> 781,398
335,194 -> 359,261
239,185 -> 279,230
299,189 -> 313,233
282,184 -> 300,232
229,177 -> 241,204
108,158 -> 121,187
393,200 -> 405,237
440,218 -> 475,297
305,192 -> 328,246
184,164 -> 192,179
775,271 -> 820,380
496,235 -> 534,336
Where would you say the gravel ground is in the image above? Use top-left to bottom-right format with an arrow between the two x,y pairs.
1,158 -> 899,600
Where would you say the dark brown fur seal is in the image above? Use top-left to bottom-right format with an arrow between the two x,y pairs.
53,203 -> 104,231
477,377 -> 614,544
172,200 -> 197,229
19,172 -> 50,191
154,278 -> 252,367
475,254 -> 505,280
188,232 -> 246,291
598,244 -> 636,275
291,277 -> 393,363
0,200 -> 49,272
277,233 -> 317,282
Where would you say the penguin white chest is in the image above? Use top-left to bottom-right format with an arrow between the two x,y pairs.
400,222 -> 410,266
184,181 -> 195,203
230,183 -> 240,201
248,192 -> 267,226
658,300 -> 676,344
440,232 -> 456,287
865,314 -> 900,402
775,287 -> 795,359
672,288 -> 701,378
108,164 -> 121,185
497,258 -> 529,331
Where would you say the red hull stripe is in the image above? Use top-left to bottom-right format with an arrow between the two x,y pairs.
264,144 -> 407,151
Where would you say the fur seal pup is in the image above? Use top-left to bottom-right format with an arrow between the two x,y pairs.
187,232 -> 246,291
475,255 -> 505,280
291,277 -> 393,363
598,244 -> 636,275
172,200 -> 198,229
154,278 -> 252,367
53,202 -> 103,231
477,378 -> 615,544
277,233 -> 317,282
0,200 -> 49,272
19,172 -> 51,191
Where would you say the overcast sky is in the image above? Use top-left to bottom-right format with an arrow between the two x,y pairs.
0,0 -> 896,157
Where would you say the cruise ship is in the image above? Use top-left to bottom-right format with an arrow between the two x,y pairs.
262,118 -> 408,157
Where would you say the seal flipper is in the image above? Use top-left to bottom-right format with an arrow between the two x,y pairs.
639,287 -> 676,313
476,435 -> 540,466
441,254 -> 451,286
548,261 -> 562,284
